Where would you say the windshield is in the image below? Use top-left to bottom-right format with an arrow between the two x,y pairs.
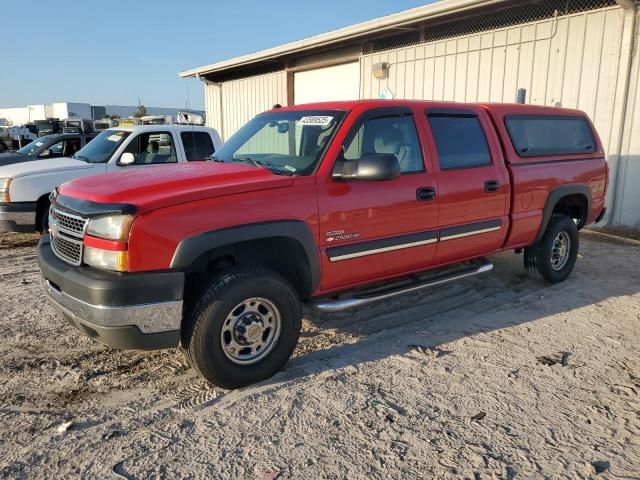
17,136 -> 56,155
72,130 -> 129,163
213,109 -> 346,175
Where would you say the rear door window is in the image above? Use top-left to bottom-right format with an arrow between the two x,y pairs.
505,116 -> 596,157
427,114 -> 491,170
181,131 -> 215,161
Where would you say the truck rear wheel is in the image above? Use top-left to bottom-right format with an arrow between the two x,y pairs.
182,266 -> 302,389
524,214 -> 579,284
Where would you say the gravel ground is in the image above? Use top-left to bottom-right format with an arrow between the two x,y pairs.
0,234 -> 639,479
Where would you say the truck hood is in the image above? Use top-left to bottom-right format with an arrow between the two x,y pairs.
0,152 -> 29,168
0,156 -> 95,178
57,162 -> 294,213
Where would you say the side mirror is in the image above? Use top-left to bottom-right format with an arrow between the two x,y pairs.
332,153 -> 401,181
119,152 -> 135,165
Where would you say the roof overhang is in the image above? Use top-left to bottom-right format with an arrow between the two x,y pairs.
179,0 -> 509,79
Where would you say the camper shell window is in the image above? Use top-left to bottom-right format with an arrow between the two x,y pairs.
505,115 -> 596,157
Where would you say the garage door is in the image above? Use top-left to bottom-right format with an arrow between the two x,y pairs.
294,62 -> 360,105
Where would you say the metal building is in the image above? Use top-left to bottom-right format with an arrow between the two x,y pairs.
181,0 -> 640,228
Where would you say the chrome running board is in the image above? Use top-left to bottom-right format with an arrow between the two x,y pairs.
312,259 -> 493,312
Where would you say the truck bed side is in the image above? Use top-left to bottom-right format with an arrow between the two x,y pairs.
481,104 -> 607,250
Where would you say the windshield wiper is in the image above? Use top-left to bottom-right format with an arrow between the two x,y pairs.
233,156 -> 271,169
232,157 -> 295,176
72,154 -> 90,162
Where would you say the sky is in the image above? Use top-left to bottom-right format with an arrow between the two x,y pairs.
1,0 -> 434,110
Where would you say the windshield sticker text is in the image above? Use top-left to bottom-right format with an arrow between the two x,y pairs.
299,116 -> 334,127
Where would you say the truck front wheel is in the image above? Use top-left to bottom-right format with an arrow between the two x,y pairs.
524,214 -> 579,283
182,266 -> 302,389
37,200 -> 50,234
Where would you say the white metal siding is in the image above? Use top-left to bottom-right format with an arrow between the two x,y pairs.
203,82 -> 223,133
361,5 -> 638,227
361,7 -> 623,109
612,9 -> 640,228
219,71 -> 287,140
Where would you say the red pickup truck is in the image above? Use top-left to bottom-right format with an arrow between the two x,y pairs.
38,100 -> 608,388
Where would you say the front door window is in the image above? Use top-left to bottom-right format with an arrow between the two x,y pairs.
120,132 -> 177,164
40,140 -> 64,158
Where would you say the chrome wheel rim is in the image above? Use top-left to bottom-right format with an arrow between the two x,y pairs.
220,297 -> 281,365
551,231 -> 571,271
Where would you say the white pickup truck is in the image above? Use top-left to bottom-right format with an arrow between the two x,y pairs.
0,125 -> 222,232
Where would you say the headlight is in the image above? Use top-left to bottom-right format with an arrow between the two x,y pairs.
86,214 -> 134,241
0,178 -> 12,203
83,214 -> 133,272
83,246 -> 128,272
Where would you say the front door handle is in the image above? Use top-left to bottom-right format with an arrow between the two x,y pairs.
416,187 -> 436,201
484,180 -> 500,193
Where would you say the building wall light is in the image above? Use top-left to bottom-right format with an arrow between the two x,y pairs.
372,62 -> 390,80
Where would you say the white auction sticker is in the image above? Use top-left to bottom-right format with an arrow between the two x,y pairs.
107,134 -> 123,142
299,116 -> 333,127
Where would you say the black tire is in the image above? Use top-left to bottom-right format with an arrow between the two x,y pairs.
37,200 -> 50,234
182,266 -> 302,389
524,214 -> 579,283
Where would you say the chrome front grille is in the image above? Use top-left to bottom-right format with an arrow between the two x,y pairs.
50,208 -> 87,236
49,207 -> 87,266
51,234 -> 83,266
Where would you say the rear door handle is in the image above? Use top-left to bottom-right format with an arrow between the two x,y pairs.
484,180 -> 500,193
416,187 -> 436,201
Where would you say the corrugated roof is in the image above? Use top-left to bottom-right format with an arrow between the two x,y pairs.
179,0 -> 508,78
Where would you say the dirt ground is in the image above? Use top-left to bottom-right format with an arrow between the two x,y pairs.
590,225 -> 640,242
0,233 -> 638,479
0,232 -> 39,250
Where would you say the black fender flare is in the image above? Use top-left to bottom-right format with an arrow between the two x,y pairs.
535,184 -> 591,244
170,220 -> 320,294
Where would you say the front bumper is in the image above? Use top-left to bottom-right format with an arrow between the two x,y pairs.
0,202 -> 36,233
38,236 -> 184,351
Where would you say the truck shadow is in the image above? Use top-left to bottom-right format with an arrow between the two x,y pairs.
276,237 -> 640,383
